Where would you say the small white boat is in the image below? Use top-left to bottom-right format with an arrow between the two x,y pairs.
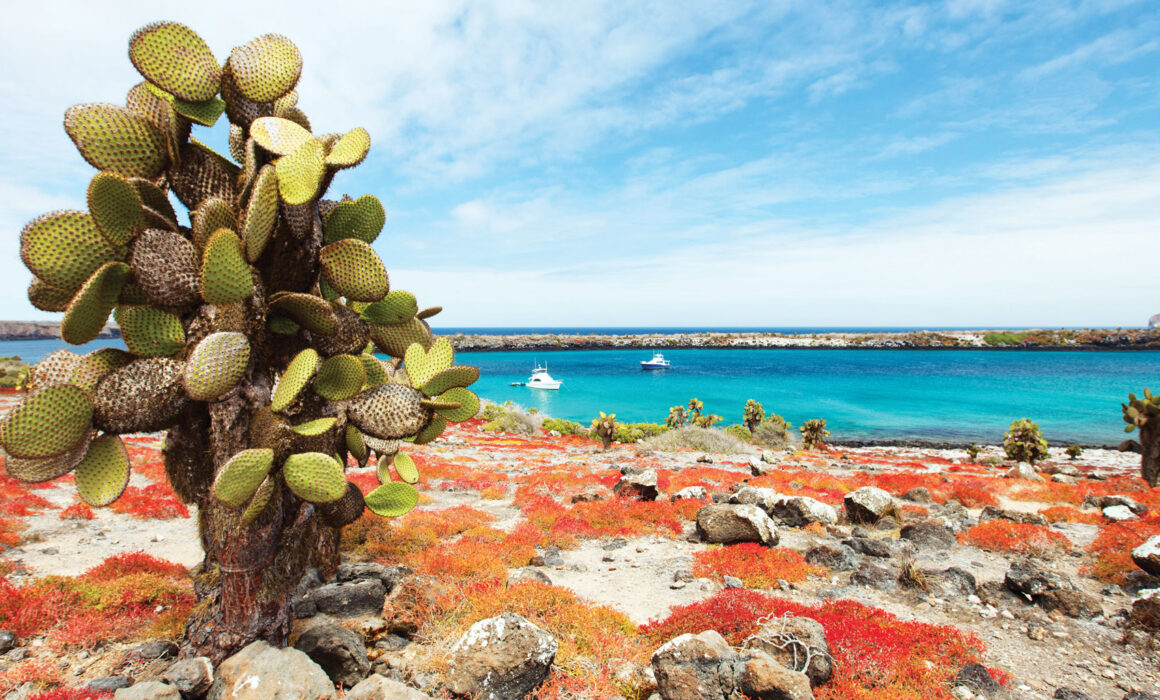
640,352 -> 671,370
524,364 -> 562,390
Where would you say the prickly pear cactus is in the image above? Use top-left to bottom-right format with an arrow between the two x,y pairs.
1123,389 -> 1160,486
742,399 -> 765,434
1002,417 -> 1048,466
799,418 -> 829,450
3,21 -> 479,661
590,411 -> 617,450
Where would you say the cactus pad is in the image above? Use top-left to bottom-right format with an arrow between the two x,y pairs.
268,316 -> 300,335
69,349 -> 133,394
360,291 -> 417,325
228,34 -> 302,103
365,481 -> 418,518
404,337 -> 454,389
411,416 -> 446,445
242,165 -> 280,262
360,355 -> 389,387
416,306 -> 442,321
421,366 -> 481,397
5,429 -> 93,484
27,350 -> 82,394
192,198 -> 236,252
392,453 -> 419,484
0,385 -> 94,459
313,304 -> 370,357
319,239 -> 388,302
344,425 -> 368,462
250,117 -> 312,156
318,481 -> 366,528
312,354 -> 366,401
114,306 -> 185,357
28,278 -> 73,312
201,229 -> 253,304
61,262 -> 130,345
130,230 -> 201,307
275,138 -> 326,205
172,140 -> 240,211
240,475 -> 276,525
184,332 -> 251,401
142,82 -> 225,128
92,357 -> 188,433
369,318 -> 432,358
325,128 -> 370,169
271,348 -> 320,413
64,103 -> 168,178
20,211 -> 119,294
347,384 -> 432,440
211,448 -> 274,507
269,293 -> 337,335
282,452 -> 346,504
323,194 -> 385,244
75,434 -> 131,507
291,417 -> 338,436
87,172 -> 143,246
128,22 -> 220,102
434,387 -> 480,423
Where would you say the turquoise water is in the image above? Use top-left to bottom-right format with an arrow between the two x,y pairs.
460,349 -> 1160,445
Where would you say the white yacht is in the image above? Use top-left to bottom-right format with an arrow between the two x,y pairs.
640,352 -> 671,370
524,364 -> 562,390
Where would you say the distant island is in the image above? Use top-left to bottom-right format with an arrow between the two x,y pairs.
0,321 -> 119,341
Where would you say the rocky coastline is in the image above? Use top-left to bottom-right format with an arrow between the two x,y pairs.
0,321 -> 118,341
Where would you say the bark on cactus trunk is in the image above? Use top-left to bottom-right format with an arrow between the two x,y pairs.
1141,421 -> 1160,488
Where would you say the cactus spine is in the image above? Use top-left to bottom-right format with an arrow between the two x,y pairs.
1,22 -> 478,663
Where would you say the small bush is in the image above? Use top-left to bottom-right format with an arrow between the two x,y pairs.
724,424 -> 751,442
752,415 -> 794,449
481,402 -> 541,435
639,426 -> 753,454
799,419 -> 829,450
612,422 -> 668,444
541,417 -> 585,436
1003,418 -> 1049,465
590,412 -> 618,449
1065,444 -> 1083,460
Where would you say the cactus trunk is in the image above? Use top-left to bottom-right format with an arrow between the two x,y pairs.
1141,421 -> 1160,488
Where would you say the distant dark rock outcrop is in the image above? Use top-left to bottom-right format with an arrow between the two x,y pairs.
0,321 -> 119,341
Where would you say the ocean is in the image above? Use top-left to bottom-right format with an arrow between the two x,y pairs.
1,336 -> 1155,446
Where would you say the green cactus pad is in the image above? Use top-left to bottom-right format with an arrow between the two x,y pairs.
64,103 -> 168,179
318,277 -> 339,301
69,348 -> 133,394
124,81 -> 184,164
404,337 -> 454,389
228,34 -> 302,103
291,417 -> 338,436
130,178 -> 176,221
416,306 -> 442,320
114,306 -> 185,357
0,385 -> 94,459
410,416 -> 446,445
92,357 -> 187,433
118,281 -> 151,306
347,384 -> 432,440
20,211 -> 119,294
365,481 -> 418,518
250,117 -> 312,156
242,165 -> 280,262
318,481 -> 366,528
4,429 -> 93,484
128,22 -> 220,103
435,387 -> 480,423
191,198 -> 235,252
275,138 -> 326,206
75,434 -> 131,507
392,453 -> 419,484
172,140 -> 240,211
240,475 -> 276,525
277,107 -> 312,133
345,425 -> 368,461
323,194 -> 385,244
360,291 -> 417,325
369,318 -> 432,359
183,332 -> 251,401
201,229 -> 253,305
269,316 -> 301,335
61,262 -> 130,345
274,89 -> 298,112
27,350 -> 82,394
130,230 -> 201,307
141,82 -> 225,128
360,355 -> 388,387
421,366 -> 481,397
325,128 -> 370,168
319,239 -> 388,302
271,348 -> 320,413
419,398 -> 461,411
310,304 -> 370,358
211,448 -> 274,507
28,278 -> 73,312
269,293 -> 338,335
87,172 -> 142,246
283,452 -> 346,504
312,354 -> 366,401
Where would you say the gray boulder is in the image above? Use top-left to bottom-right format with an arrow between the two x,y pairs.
163,657 -> 213,699
1104,505 -> 1138,522
207,641 -> 336,700
729,486 -> 786,513
1004,559 -> 1074,598
696,504 -> 778,546
772,497 -> 837,527
747,615 -> 832,687
1133,535 -> 1160,577
114,682 -> 181,700
346,674 -> 433,700
293,623 -> 371,687
445,613 -> 557,700
979,506 -> 1048,526
1005,463 -> 1043,482
336,562 -> 409,592
309,579 -> 386,617
651,631 -> 812,700
805,544 -> 857,571
899,520 -> 955,549
843,487 -> 893,524
672,486 -> 707,501
614,469 -> 660,500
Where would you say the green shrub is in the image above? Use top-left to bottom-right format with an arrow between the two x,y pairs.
1065,444 -> 1083,460
799,419 -> 829,450
1003,418 -> 1049,465
752,415 -> 794,449
542,417 -> 585,436
639,426 -> 752,454
983,331 -> 1031,346
481,401 -> 541,435
613,422 -> 668,443
725,424 -> 752,442
980,455 -> 1004,466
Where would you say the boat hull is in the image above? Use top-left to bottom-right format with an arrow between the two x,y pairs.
528,381 -> 562,390
640,362 -> 669,370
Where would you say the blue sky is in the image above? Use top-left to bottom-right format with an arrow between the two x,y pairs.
0,0 -> 1157,328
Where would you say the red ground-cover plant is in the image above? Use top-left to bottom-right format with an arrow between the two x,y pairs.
108,485 -> 189,520
0,659 -> 63,696
958,521 -> 1071,557
59,503 -> 95,520
1039,506 -> 1102,525
0,517 -> 24,547
640,589 -> 992,700
0,492 -> 56,517
518,492 -> 704,542
693,544 -> 824,587
28,689 -> 113,700
341,506 -> 497,561
1084,516 -> 1160,584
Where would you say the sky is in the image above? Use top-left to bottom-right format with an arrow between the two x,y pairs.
0,0 -> 1157,328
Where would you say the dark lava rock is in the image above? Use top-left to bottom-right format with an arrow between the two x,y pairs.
1054,690 -> 1094,700
903,487 -> 932,503
88,676 -> 134,691
531,546 -> 564,567
804,544 -> 857,571
1004,559 -> 1074,598
900,520 -> 956,548
336,562 -> 409,592
955,663 -> 1000,698
850,561 -> 898,591
979,505 -> 1048,526
294,623 -> 371,688
843,537 -> 893,558
0,630 -> 15,654
1037,589 -> 1101,619
123,640 -> 179,664
309,579 -> 387,617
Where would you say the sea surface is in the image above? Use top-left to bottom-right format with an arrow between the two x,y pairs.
1,338 -> 1156,445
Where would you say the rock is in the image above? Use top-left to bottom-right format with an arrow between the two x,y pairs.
1104,505 -> 1138,522
1036,589 -> 1101,619
842,537 -> 892,558
336,562 -> 408,592
510,567 -> 553,585
955,663 -> 1000,698
672,486 -> 707,501
0,631 -> 14,655
804,544 -> 857,571
207,640 -> 336,700
979,506 -> 1048,526
88,677 -> 135,692
850,561 -> 898,591
696,504 -> 778,546
899,520 -> 955,549
903,487 -> 931,503
309,579 -> 386,617
345,674 -> 433,699
651,630 -> 737,700
294,623 -> 370,688
531,546 -> 564,567
1004,560 -> 1074,598
570,490 -> 602,503
1054,690 -> 1093,700
723,576 -> 744,589
1130,589 -> 1160,629
163,656 -> 213,699
114,681 -> 181,700
739,649 -> 813,700
1041,462 -> 1080,477
1102,495 -> 1147,515
383,575 -> 449,638
123,640 -> 179,664
1005,463 -> 1044,481
747,615 -> 832,687
446,613 -> 556,700
614,469 -> 660,501
1051,474 -> 1078,484
1133,535 -> 1160,577
843,487 -> 893,524
292,567 -> 323,618
1124,693 -> 1160,700
729,487 -> 786,514
926,568 -> 977,598
772,497 -> 838,527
